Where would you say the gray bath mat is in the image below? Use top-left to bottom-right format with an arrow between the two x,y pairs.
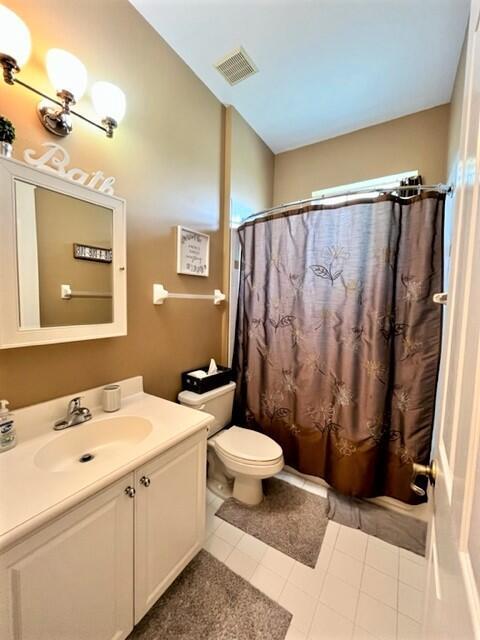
216,477 -> 329,568
327,490 -> 427,556
128,550 -> 292,640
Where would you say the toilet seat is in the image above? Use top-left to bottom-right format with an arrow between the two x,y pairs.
217,451 -> 283,468
214,426 -> 283,464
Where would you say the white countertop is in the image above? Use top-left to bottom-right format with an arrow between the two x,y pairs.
0,378 -> 213,552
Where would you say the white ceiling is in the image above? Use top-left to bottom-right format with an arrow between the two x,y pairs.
130,0 -> 469,154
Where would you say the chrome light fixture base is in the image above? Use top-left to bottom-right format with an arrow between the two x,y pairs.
0,53 -> 19,85
102,116 -> 118,139
37,90 -> 75,137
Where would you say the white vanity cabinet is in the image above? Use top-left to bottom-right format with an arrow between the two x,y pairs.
134,430 -> 207,622
0,475 -> 134,640
0,429 -> 206,640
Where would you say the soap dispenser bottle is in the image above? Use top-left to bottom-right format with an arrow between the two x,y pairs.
0,400 -> 16,452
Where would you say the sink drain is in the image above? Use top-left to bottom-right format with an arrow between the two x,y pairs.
79,453 -> 95,463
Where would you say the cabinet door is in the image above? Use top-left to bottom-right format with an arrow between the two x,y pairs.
0,475 -> 134,640
134,429 -> 206,622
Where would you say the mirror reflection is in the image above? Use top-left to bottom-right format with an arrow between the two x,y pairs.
15,181 -> 113,328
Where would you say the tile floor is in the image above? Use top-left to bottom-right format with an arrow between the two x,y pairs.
204,471 -> 426,640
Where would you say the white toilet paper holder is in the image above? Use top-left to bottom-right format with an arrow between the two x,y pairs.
153,283 -> 225,305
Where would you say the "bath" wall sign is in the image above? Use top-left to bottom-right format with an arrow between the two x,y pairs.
23,142 -> 116,195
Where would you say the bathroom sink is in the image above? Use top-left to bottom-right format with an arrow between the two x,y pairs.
34,416 -> 153,472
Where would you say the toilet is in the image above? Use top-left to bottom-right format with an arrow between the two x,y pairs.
178,381 -> 284,505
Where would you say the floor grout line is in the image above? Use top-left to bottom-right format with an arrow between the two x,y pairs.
395,548 -> 400,639
305,534 -> 339,638
363,559 -> 400,581
310,599 -> 358,639
397,578 -> 425,592
396,606 -> 425,625
354,620 -> 387,640
352,546 -> 368,637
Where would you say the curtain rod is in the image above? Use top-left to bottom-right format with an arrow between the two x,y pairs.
241,183 -> 453,224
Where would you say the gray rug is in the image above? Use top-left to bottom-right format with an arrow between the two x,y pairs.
327,490 -> 427,556
128,550 -> 292,640
216,477 -> 329,568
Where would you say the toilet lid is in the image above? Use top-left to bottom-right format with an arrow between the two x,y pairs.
215,426 -> 283,463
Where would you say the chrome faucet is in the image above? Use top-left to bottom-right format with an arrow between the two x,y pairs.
54,397 -> 92,430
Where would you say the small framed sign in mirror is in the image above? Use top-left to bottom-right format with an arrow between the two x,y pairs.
74,243 -> 113,263
176,226 -> 210,277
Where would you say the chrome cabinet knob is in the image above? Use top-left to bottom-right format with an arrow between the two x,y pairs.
410,460 -> 437,497
125,486 -> 136,498
140,475 -> 151,487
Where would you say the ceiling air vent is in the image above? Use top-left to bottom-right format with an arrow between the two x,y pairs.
214,47 -> 258,86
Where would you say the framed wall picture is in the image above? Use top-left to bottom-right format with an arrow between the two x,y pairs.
176,226 -> 210,277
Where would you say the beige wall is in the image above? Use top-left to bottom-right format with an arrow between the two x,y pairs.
220,106 -> 274,361
34,188 -> 113,327
447,32 -> 468,179
0,0 -> 227,408
273,105 -> 450,204
229,107 -> 274,218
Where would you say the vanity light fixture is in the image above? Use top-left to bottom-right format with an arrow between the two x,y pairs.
0,4 -> 126,138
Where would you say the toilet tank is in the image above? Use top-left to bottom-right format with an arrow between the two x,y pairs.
178,381 -> 236,437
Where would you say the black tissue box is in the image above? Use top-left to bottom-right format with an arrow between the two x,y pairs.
181,365 -> 233,394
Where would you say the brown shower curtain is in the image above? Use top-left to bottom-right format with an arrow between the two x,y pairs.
233,192 -> 444,504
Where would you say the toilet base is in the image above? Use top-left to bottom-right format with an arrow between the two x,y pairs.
208,474 -> 264,506
207,442 -> 234,500
207,475 -> 233,500
233,475 -> 263,506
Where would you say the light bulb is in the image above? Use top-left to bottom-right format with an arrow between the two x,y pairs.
91,81 -> 126,123
46,48 -> 87,100
0,4 -> 31,67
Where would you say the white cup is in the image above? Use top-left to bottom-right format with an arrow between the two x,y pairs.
102,384 -> 121,412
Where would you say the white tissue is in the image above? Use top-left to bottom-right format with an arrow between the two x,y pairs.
207,358 -> 218,375
189,370 -> 208,379
188,359 -> 218,380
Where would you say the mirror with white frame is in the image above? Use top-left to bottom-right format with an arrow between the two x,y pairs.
0,157 -> 127,348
